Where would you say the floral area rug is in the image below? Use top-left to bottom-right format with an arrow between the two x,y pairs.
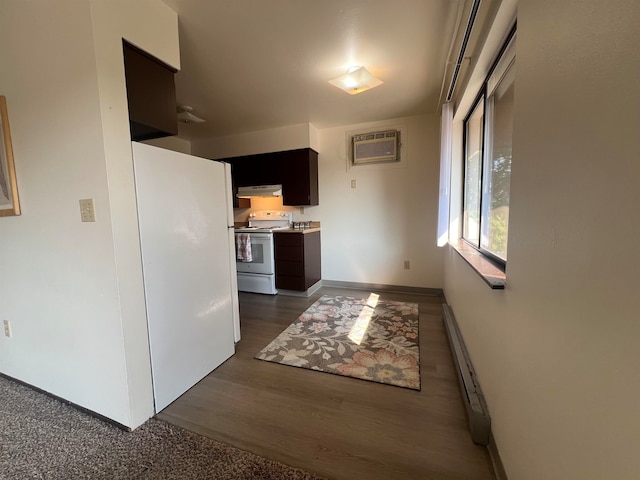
255,295 -> 420,390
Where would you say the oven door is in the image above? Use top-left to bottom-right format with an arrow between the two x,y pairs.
235,232 -> 274,275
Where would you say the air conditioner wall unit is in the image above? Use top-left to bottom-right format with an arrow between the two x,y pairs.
352,130 -> 400,165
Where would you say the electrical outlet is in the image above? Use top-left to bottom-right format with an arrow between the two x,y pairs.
3,320 -> 12,338
404,260 -> 410,270
299,207 -> 305,215
79,198 -> 96,222
351,179 -> 356,189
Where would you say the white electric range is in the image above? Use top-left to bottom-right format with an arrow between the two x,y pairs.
235,210 -> 292,294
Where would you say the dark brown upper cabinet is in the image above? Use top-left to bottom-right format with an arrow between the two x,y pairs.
123,41 -> 178,141
222,148 -> 319,206
228,151 -> 281,188
280,149 -> 318,206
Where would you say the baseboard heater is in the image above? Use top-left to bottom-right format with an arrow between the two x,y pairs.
443,304 -> 491,445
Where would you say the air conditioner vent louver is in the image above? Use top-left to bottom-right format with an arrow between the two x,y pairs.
352,129 -> 400,165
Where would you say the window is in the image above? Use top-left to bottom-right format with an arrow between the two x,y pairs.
463,32 -> 515,266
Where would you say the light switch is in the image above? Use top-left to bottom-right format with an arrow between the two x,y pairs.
3,320 -> 12,338
79,198 -> 96,222
351,179 -> 357,189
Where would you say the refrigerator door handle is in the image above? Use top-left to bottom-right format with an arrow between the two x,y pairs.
222,162 -> 235,228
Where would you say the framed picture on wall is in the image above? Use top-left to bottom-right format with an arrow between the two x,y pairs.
0,95 -> 20,217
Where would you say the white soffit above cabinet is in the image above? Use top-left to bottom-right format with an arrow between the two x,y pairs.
160,0 -> 461,140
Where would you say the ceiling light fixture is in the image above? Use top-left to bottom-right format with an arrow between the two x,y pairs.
328,66 -> 383,95
177,105 -> 205,124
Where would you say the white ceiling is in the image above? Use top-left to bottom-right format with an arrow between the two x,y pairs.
161,0 -> 462,140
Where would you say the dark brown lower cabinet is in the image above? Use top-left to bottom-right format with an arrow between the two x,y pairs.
274,231 -> 321,291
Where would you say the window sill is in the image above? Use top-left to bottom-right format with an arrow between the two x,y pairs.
451,240 -> 506,289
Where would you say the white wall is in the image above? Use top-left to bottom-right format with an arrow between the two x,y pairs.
318,116 -> 443,288
0,0 -> 179,429
444,1 -> 640,478
193,115 -> 443,289
0,0 -> 128,422
193,123 -> 317,159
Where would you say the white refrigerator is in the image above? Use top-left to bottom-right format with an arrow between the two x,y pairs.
132,142 -> 240,412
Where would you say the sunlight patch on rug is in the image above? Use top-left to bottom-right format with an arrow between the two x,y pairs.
255,295 -> 420,390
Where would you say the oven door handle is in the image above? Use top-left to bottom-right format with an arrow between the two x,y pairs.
239,233 -> 272,239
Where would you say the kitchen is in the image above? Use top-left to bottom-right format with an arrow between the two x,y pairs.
123,32 -> 441,412
123,40 -> 330,413
226,148 -> 322,297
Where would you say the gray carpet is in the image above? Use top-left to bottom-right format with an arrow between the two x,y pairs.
0,376 -> 322,479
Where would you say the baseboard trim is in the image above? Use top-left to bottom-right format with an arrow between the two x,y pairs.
277,280 -> 323,297
488,431 -> 508,480
0,372 -> 132,431
321,280 -> 442,296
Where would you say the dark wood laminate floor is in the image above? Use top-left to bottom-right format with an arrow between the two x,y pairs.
158,287 -> 496,480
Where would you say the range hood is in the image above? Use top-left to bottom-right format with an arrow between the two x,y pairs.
237,184 -> 283,198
